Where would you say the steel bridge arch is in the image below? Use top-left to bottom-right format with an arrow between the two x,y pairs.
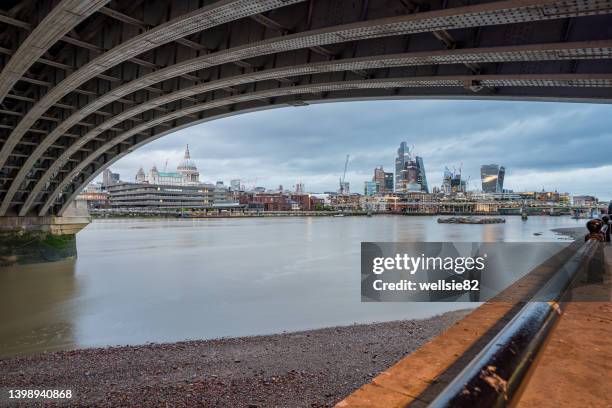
19,39 -> 612,216
0,0 -> 307,215
0,0 -> 611,217
7,0 -> 602,216
0,0 -> 111,105
43,72 -> 612,215
50,87 -> 612,217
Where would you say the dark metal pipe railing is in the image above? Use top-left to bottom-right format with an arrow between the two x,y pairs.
427,220 -> 604,408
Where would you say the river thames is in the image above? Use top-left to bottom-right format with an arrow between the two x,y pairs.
0,215 -> 585,356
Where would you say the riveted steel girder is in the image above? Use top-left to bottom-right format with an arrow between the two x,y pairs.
1,0 -> 612,216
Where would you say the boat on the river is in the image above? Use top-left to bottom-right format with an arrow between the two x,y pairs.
437,216 -> 506,224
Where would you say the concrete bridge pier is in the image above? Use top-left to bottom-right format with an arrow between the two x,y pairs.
0,201 -> 90,266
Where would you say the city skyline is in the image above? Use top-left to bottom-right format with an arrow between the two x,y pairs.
106,99 -> 612,200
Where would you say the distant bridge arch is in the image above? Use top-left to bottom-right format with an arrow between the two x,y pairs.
0,0 -> 611,217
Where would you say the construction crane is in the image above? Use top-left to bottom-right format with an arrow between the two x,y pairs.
163,158 -> 169,172
339,154 -> 350,194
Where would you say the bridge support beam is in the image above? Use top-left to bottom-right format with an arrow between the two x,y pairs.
0,201 -> 90,265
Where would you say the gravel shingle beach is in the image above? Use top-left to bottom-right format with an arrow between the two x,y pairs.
0,309 -> 470,407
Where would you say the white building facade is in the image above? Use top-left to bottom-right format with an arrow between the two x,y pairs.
136,145 -> 201,186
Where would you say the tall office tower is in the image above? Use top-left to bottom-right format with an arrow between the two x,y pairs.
395,142 -> 428,193
230,179 -> 241,192
373,166 -> 385,190
416,156 -> 429,193
102,168 -> 120,187
480,164 -> 506,193
450,173 -> 466,193
404,158 -> 420,191
373,166 -> 395,193
395,142 -> 411,192
442,167 -> 453,194
384,172 -> 394,192
295,182 -> 305,194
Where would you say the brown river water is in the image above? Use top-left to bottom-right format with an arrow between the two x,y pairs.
0,215 -> 584,357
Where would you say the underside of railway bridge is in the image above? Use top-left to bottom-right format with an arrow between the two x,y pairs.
0,0 -> 611,261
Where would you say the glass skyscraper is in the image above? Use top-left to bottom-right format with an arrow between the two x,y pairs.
480,164 -> 505,193
373,166 -> 394,193
416,156 -> 429,193
395,142 -> 410,192
364,181 -> 379,196
384,172 -> 394,192
395,142 -> 428,193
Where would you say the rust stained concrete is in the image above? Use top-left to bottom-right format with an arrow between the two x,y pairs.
514,244 -> 612,408
337,241 -> 610,407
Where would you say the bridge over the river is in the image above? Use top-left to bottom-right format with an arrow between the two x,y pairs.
0,0 -> 610,221
0,1 -> 611,404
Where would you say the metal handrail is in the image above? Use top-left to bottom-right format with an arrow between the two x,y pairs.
427,221 -> 602,407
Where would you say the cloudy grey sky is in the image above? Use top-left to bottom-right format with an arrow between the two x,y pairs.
108,99 -> 612,200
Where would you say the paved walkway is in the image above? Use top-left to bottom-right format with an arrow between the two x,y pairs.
515,244 -> 612,407
338,241 -> 611,407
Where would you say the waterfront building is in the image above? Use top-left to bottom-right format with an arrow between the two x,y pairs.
214,181 -> 232,205
364,180 -> 379,196
330,193 -> 361,211
290,194 -> 309,210
289,194 -> 324,211
107,182 -> 216,210
360,195 -> 395,212
311,193 -> 331,207
373,166 -> 394,192
573,195 -> 598,206
102,169 -> 120,187
77,183 -> 109,208
148,165 -> 181,185
470,191 -> 523,201
100,146 -> 247,212
517,190 -> 562,203
248,193 -> 293,211
559,192 -> 571,204
404,191 -> 432,202
480,164 -> 505,193
536,190 -> 559,203
395,142 -> 428,193
141,145 -> 201,186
